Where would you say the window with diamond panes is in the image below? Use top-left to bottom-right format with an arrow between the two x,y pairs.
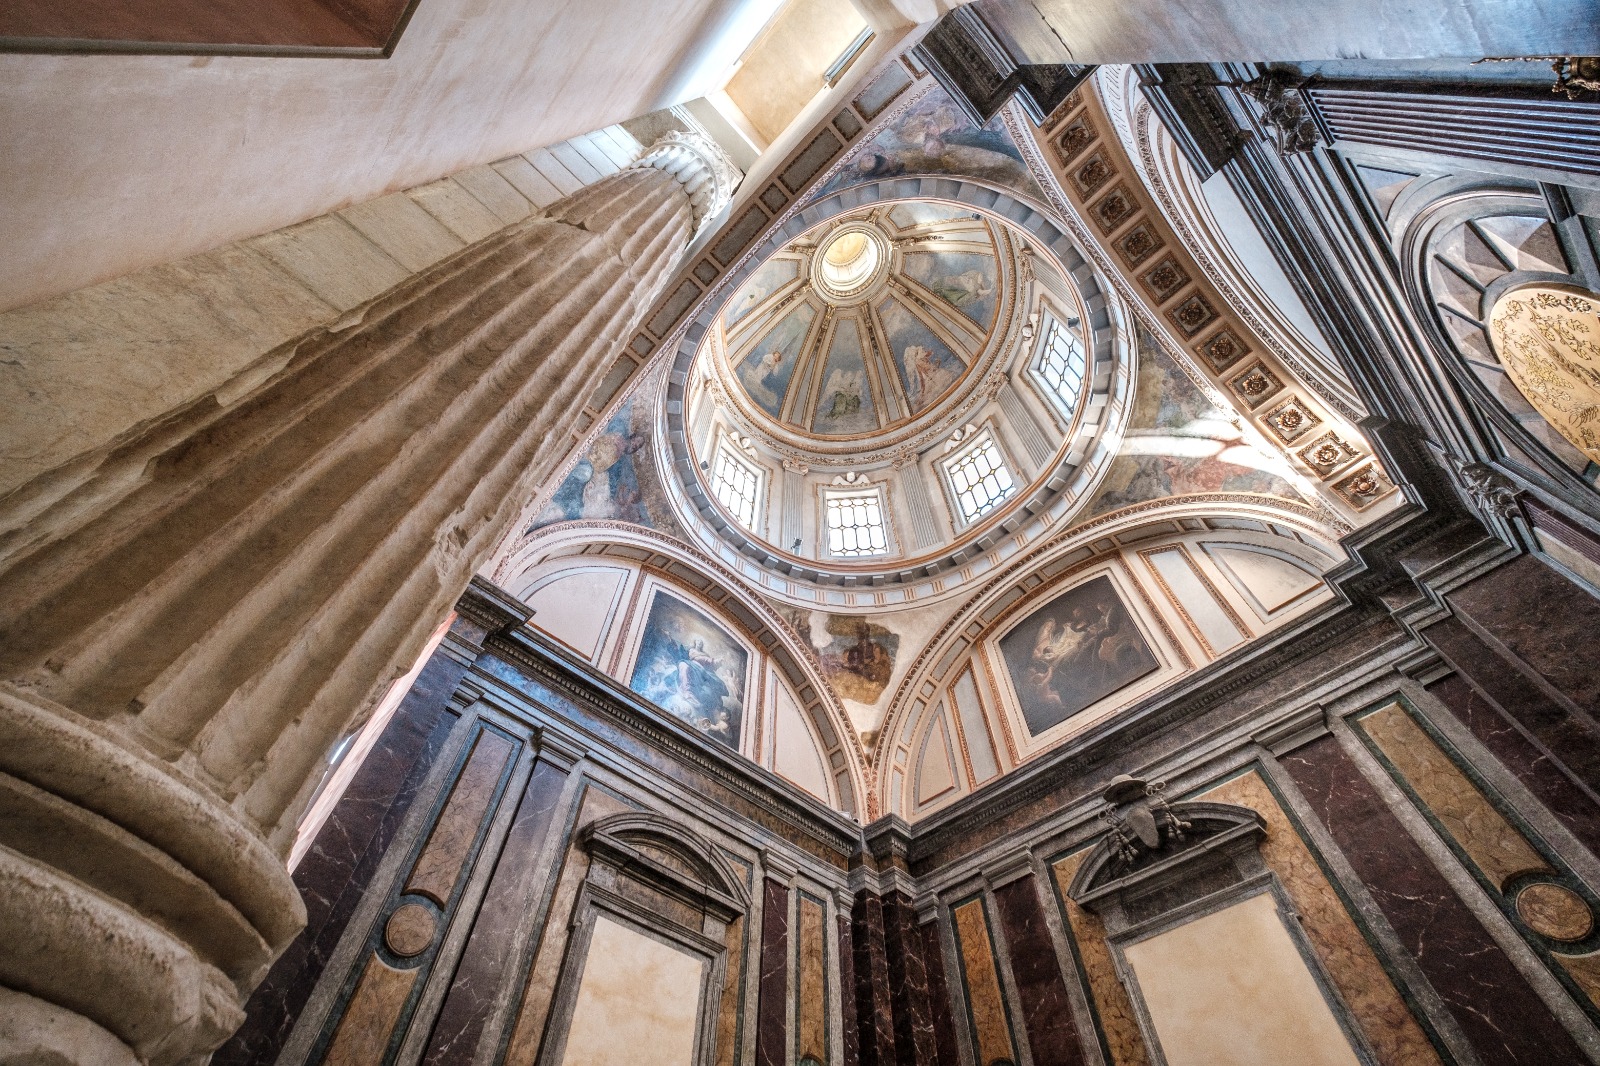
944,433 -> 1016,524
1031,313 -> 1087,416
825,489 -> 889,557
711,444 -> 762,528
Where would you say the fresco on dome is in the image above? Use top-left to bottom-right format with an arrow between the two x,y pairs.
527,385 -> 672,533
791,612 -> 901,705
629,591 -> 747,748
902,249 -> 998,328
1085,335 -> 1310,517
812,84 -> 1044,203
878,296 -> 966,414
813,317 -> 879,435
737,303 -> 816,417
725,256 -> 800,330
999,575 -> 1160,735
888,201 -> 976,230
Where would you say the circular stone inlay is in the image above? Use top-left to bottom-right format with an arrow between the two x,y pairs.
385,903 -> 437,957
1515,882 -> 1593,942
1487,285 -> 1600,465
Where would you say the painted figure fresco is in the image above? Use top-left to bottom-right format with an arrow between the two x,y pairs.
878,297 -> 966,413
813,318 -> 878,434
903,249 -> 998,327
999,575 -> 1160,735
738,303 -> 815,416
527,388 -> 670,532
792,613 -> 901,704
629,592 -> 747,748
1087,333 -> 1309,516
724,256 -> 800,330
813,84 -> 1045,203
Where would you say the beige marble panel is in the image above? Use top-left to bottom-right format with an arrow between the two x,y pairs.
1556,950 -> 1600,1008
322,956 -> 418,1066
1123,893 -> 1361,1066
715,857 -> 750,1066
405,730 -> 515,906
952,898 -> 1015,1066
561,915 -> 705,1066
798,896 -> 828,1063
1201,773 -> 1439,1066
1359,703 -> 1551,890
1052,851 -> 1152,1066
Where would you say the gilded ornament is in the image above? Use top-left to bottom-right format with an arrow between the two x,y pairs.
1486,286 -> 1600,466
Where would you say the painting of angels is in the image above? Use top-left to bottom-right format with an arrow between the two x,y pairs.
628,592 -> 747,748
998,575 -> 1159,735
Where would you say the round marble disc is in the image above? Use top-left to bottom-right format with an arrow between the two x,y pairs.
385,902 -> 438,957
1515,882 -> 1593,942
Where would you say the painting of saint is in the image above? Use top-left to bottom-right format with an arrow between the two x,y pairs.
812,85 -> 1045,203
878,297 -> 966,413
903,250 -> 998,327
628,592 -> 747,748
813,319 -> 877,434
815,615 -> 900,704
737,303 -> 815,417
998,575 -> 1159,735
527,391 -> 663,532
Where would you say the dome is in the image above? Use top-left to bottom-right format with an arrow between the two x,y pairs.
714,202 -> 1003,448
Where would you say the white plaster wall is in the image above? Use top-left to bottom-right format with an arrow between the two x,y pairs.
0,0 -> 779,313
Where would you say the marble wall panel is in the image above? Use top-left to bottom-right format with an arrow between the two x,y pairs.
422,757 -> 572,1065
951,897 -> 1018,1066
797,894 -> 830,1064
838,913 -> 861,1066
882,891 -> 938,1064
559,915 -> 705,1066
1284,735 -> 1586,1063
322,957 -> 419,1066
1427,671 -> 1600,857
851,892 -> 896,1066
1121,893 -> 1361,1066
216,648 -> 464,1066
757,878 -> 792,1066
716,858 -> 753,1066
1446,555 -> 1600,713
920,918 -> 960,1066
1051,851 -> 1150,1066
405,730 -> 516,905
992,875 -> 1087,1066
1199,772 -> 1441,1066
502,785 -> 634,1066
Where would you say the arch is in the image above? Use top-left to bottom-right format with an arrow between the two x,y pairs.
581,811 -> 750,917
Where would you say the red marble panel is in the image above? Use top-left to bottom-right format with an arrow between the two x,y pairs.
421,757 -> 572,1065
1284,734 -> 1585,1064
993,876 -> 1087,1066
838,914 -> 861,1066
882,891 -> 938,1064
757,878 -> 791,1066
920,917 -> 960,1066
851,891 -> 896,1066
216,648 -> 464,1066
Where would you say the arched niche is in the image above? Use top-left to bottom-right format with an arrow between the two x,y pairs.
499,521 -> 867,818
877,501 -> 1341,819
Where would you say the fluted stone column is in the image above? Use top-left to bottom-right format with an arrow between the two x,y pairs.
0,136 -> 734,1065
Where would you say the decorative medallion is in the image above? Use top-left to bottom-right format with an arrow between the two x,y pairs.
1198,326 -> 1250,372
1515,882 -> 1595,942
1486,286 -> 1600,466
1056,115 -> 1097,164
385,903 -> 437,957
1332,463 -> 1393,509
1116,222 -> 1161,268
1228,362 -> 1284,409
1166,292 -> 1219,337
1091,184 -> 1137,234
1071,152 -> 1114,197
1141,256 -> 1191,304
1297,432 -> 1360,478
1263,396 -> 1321,443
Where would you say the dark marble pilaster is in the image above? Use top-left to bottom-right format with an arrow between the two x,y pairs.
421,757 -> 572,1065
851,891 -> 896,1066
756,878 -> 790,1066
920,917 -> 960,1066
882,891 -> 938,1065
992,876 -> 1086,1066
1428,672 -> 1600,859
1426,617 -> 1600,794
838,913 -> 860,1066
215,646 -> 464,1066
1284,734 -> 1585,1064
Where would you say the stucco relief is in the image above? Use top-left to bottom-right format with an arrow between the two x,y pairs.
1489,286 -> 1600,466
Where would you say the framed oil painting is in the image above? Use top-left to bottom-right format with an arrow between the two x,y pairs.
998,574 -> 1159,736
628,590 -> 747,749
